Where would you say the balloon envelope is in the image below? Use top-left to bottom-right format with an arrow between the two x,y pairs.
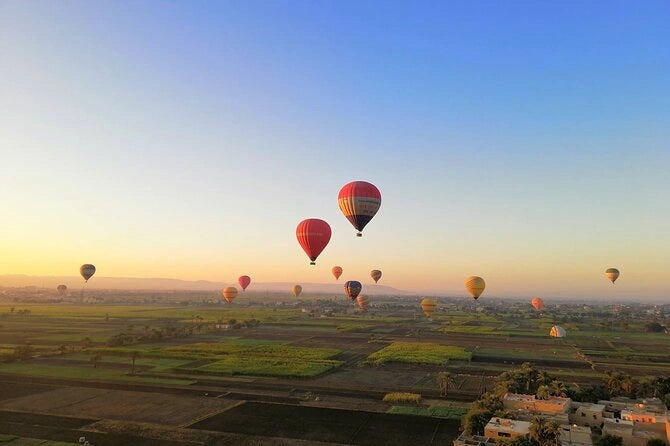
550,325 -> 566,338
238,275 -> 251,291
292,284 -> 302,297
80,264 -> 96,282
605,268 -> 620,284
296,219 -> 332,265
332,266 -> 343,280
222,286 -> 238,304
344,280 -> 362,301
464,276 -> 485,300
531,297 -> 544,311
421,298 -> 437,318
370,270 -> 382,283
356,294 -> 370,311
338,181 -> 381,236
56,285 -> 67,295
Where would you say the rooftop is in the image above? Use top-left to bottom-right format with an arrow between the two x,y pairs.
486,418 -> 531,434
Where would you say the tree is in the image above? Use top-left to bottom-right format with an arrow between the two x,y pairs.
595,434 -> 623,446
536,385 -> 550,400
437,371 -> 455,397
529,416 -> 561,446
535,371 -> 552,388
520,362 -> 538,393
58,344 -> 67,355
462,409 -> 493,436
90,353 -> 102,368
645,322 -> 665,333
549,380 -> 567,397
646,439 -> 665,446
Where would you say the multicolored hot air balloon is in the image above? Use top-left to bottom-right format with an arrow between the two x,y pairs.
421,298 -> 437,318
338,181 -> 381,237
80,264 -> 96,282
531,297 -> 544,312
549,325 -> 566,338
332,266 -> 343,280
464,276 -> 485,300
370,270 -> 382,283
356,294 -> 370,311
296,219 -> 331,265
222,286 -> 238,304
292,284 -> 302,297
56,285 -> 68,295
605,268 -> 620,284
238,275 -> 251,291
344,280 -> 362,301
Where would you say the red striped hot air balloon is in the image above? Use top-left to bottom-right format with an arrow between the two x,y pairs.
605,268 -> 620,284
531,297 -> 544,312
332,266 -> 343,280
356,294 -> 370,311
222,287 -> 238,304
238,275 -> 251,291
296,219 -> 332,265
338,181 -> 381,237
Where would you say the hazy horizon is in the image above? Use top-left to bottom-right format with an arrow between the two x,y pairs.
2,1 -> 668,300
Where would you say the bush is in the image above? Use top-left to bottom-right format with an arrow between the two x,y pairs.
383,392 -> 421,404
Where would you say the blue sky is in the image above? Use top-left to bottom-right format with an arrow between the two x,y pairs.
1,1 -> 668,299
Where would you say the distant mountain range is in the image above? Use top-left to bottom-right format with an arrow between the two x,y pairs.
0,274 -> 413,295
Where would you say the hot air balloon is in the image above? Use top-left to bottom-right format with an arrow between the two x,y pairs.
464,276 -> 485,300
549,325 -> 566,338
370,270 -> 382,283
222,286 -> 238,304
421,298 -> 437,318
80,264 -> 96,282
344,280 -> 362,301
296,219 -> 332,265
356,294 -> 370,311
605,268 -> 620,284
332,266 -> 343,280
292,284 -> 302,297
531,297 -> 544,312
56,285 -> 68,295
338,181 -> 381,237
238,275 -> 251,291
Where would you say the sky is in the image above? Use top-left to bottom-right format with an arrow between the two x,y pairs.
1,1 -> 669,300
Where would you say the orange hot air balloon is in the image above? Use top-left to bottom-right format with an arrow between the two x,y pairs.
296,219 -> 332,265
56,285 -> 68,295
292,284 -> 302,297
531,297 -> 544,312
370,270 -> 382,283
80,264 -> 96,282
356,294 -> 370,311
338,181 -> 381,237
238,275 -> 251,291
464,276 -> 485,300
222,286 -> 238,304
421,298 -> 437,318
332,266 -> 343,280
605,268 -> 620,284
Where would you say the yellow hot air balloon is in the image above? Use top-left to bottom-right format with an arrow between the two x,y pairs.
420,298 -> 437,318
464,276 -> 485,300
356,294 -> 370,311
549,325 -> 566,338
370,270 -> 382,283
292,284 -> 302,297
531,297 -> 544,311
605,268 -> 620,284
222,286 -> 238,304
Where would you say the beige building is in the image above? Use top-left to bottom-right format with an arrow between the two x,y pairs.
600,398 -> 669,445
558,424 -> 592,446
452,434 -> 497,446
484,418 -> 531,441
504,393 -> 571,414
569,402 -> 606,428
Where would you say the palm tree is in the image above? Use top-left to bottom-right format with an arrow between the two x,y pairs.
437,371 -> 455,397
535,371 -> 552,388
520,362 -> 538,393
529,415 -> 548,445
549,380 -> 567,397
536,385 -> 550,400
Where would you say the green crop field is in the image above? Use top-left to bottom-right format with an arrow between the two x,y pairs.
367,342 -> 472,366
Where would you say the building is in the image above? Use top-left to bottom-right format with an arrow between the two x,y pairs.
558,424 -> 592,446
484,418 -> 531,441
453,434 -> 497,446
504,393 -> 571,414
569,402 -> 606,427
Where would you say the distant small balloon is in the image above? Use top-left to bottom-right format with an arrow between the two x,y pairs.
292,284 -> 302,297
605,268 -> 620,284
222,286 -> 238,304
238,275 -> 251,291
370,270 -> 382,283
344,281 -> 362,301
531,297 -> 544,312
549,325 -> 566,338
80,264 -> 96,282
464,276 -> 485,300
56,285 -> 68,295
421,298 -> 437,318
356,294 -> 370,311
332,266 -> 343,280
